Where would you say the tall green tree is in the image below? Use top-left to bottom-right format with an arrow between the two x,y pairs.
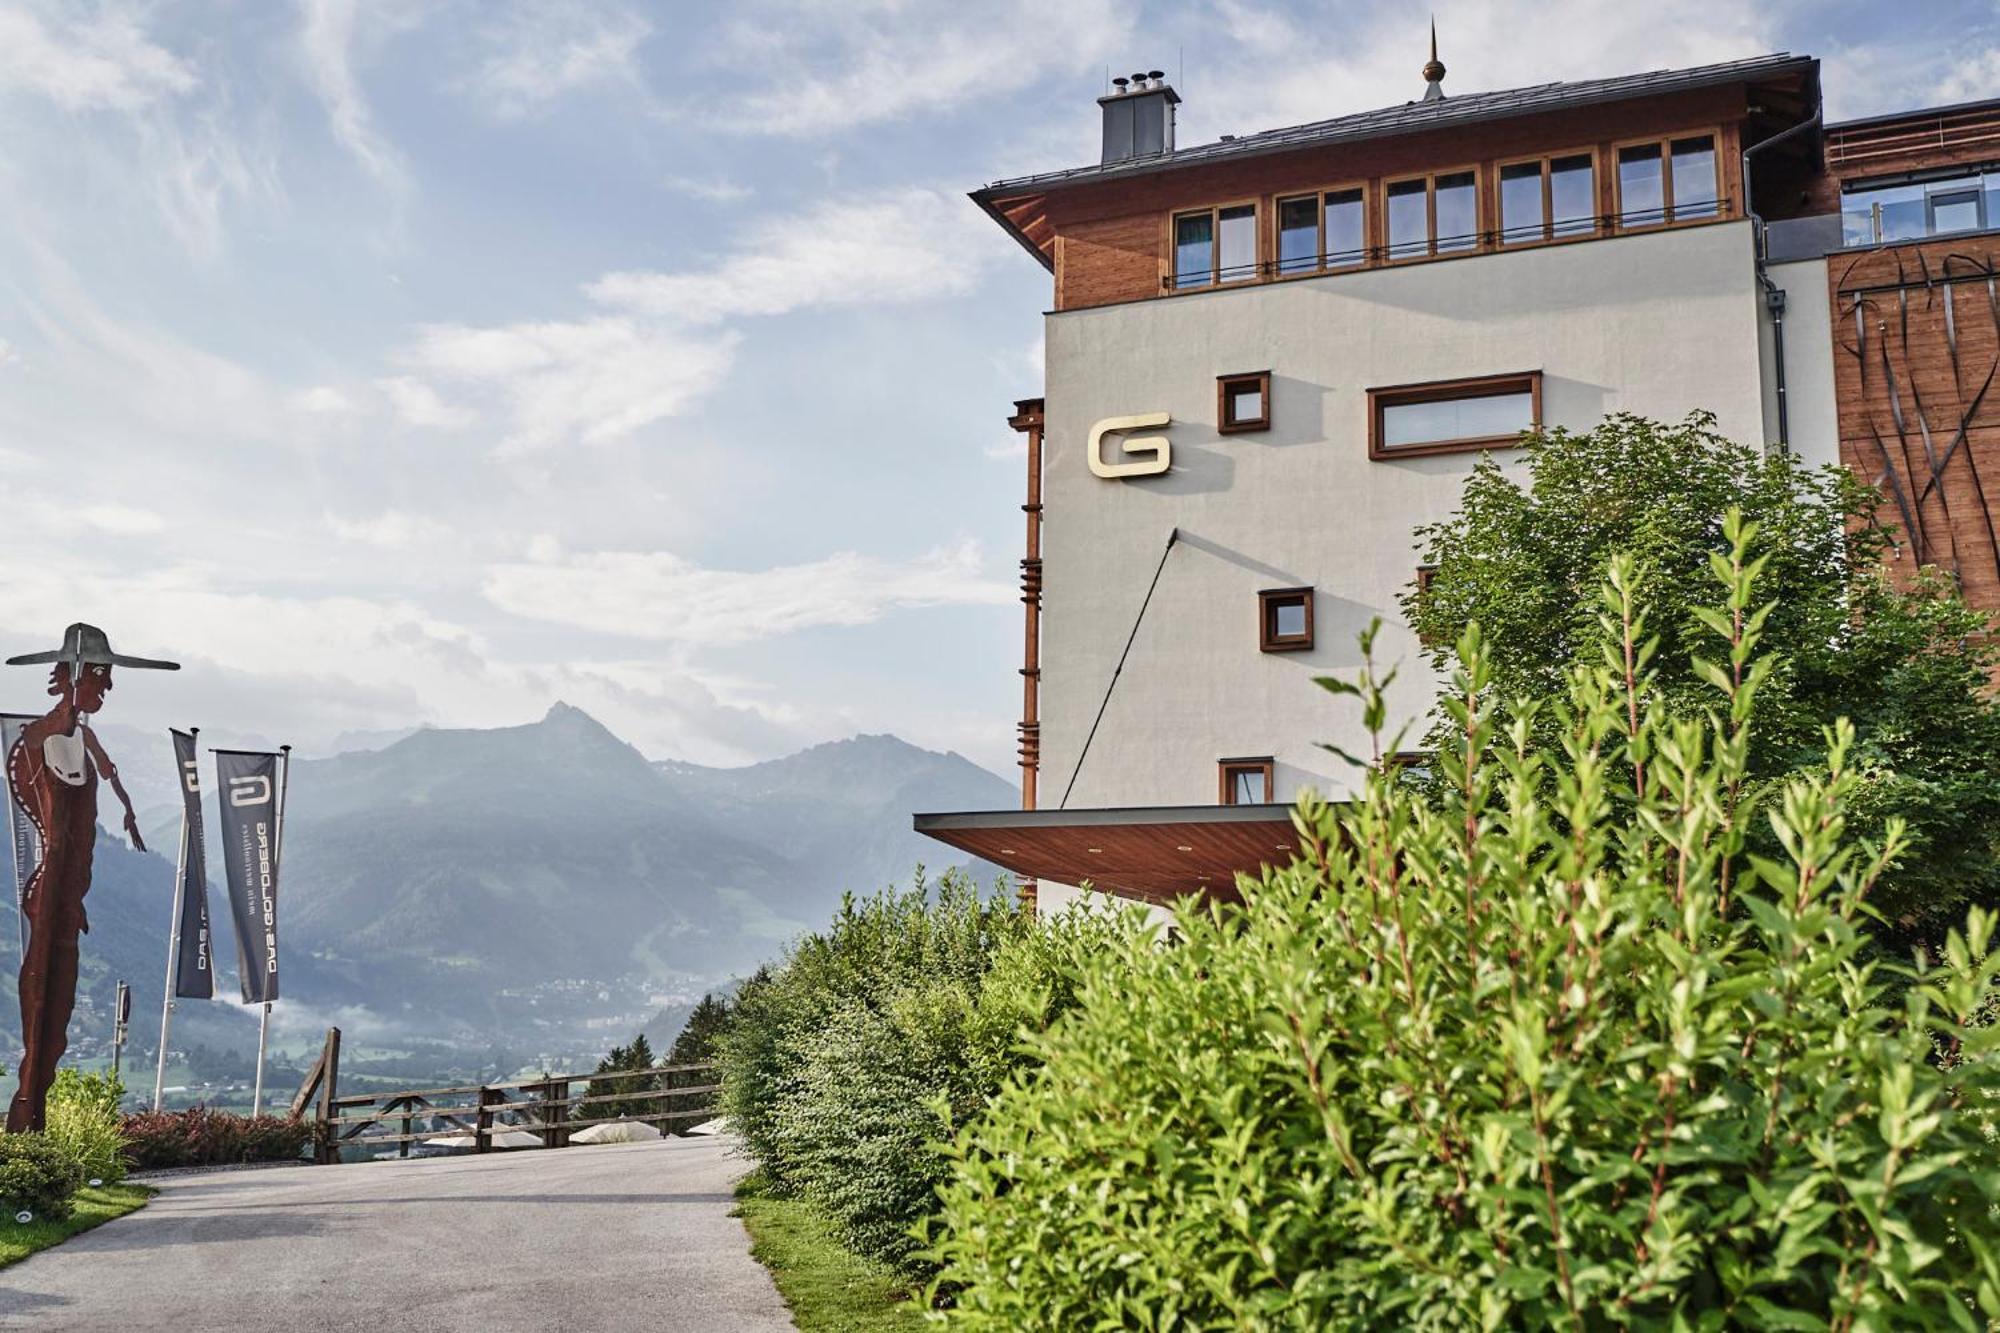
582,1032 -> 661,1121
1406,411 -> 2000,943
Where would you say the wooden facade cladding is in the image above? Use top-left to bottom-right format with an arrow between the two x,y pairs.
1829,235 -> 2000,610
1785,101 -> 2000,216
1005,84 -> 1752,311
1829,103 -> 2000,179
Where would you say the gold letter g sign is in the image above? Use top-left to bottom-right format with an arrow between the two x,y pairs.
1088,412 -> 1171,479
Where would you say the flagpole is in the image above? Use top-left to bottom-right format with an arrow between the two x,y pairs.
251,745 -> 290,1119
153,728 -> 195,1113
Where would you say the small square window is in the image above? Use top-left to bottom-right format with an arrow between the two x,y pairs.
1258,586 -> 1313,652
1218,371 -> 1271,433
1414,565 -> 1439,646
1385,750 -> 1433,783
1219,757 -> 1275,805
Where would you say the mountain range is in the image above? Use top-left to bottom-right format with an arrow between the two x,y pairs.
4,707 -> 1014,1085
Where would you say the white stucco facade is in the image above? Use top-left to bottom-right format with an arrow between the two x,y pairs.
1036,219 -> 1776,818
1760,256 -> 1841,470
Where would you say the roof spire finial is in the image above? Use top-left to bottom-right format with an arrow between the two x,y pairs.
1421,15 -> 1447,101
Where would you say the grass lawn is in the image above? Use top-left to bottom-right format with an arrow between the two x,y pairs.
734,1174 -> 928,1332
0,1184 -> 154,1268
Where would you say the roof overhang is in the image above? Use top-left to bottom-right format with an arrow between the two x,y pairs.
914,803 -> 1303,905
971,52 -> 1820,269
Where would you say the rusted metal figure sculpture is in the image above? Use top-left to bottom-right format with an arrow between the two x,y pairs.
5,625 -> 176,1131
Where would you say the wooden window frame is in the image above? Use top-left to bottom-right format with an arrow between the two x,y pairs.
1495,147 -> 1600,247
1169,199 -> 1261,289
1381,165 -> 1484,262
1612,128 -> 1723,232
1413,564 -> 1439,646
1257,586 -> 1314,652
1367,370 -> 1543,460
1218,756 -> 1276,806
1271,182 -> 1370,277
1217,370 -> 1272,433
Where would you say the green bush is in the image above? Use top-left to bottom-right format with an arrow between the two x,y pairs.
45,1068 -> 127,1186
1407,411 -> 2000,946
930,515 -> 2000,1328
720,868 -> 1124,1277
0,1134 -> 85,1222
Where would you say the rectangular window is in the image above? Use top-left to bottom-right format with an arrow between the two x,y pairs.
1550,154 -> 1596,237
1217,205 -> 1257,281
1258,587 -> 1314,652
1502,153 -> 1597,245
1931,183 -> 1983,234
1368,371 -> 1542,459
1277,195 -> 1319,274
1670,136 -> 1718,219
1218,757 -> 1274,806
1433,171 -> 1477,252
1173,204 -> 1258,287
1325,188 -> 1365,266
1387,171 -> 1482,259
1617,143 -> 1665,227
1618,133 -> 1719,229
1500,161 -> 1545,243
1173,212 -> 1214,287
1218,371 -> 1271,433
1386,178 -> 1428,259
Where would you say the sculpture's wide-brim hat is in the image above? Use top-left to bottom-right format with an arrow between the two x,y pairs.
6,623 -> 179,671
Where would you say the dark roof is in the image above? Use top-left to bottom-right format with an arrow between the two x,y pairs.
974,51 -> 1816,200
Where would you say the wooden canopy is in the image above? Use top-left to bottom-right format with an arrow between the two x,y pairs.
913,803 -> 1302,906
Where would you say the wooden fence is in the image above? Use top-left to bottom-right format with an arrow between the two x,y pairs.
289,1028 -> 720,1165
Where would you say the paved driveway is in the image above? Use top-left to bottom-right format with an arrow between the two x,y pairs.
0,1135 -> 794,1332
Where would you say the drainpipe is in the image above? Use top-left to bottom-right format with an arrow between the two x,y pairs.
1760,272 -> 1790,450
1741,94 -> 1823,456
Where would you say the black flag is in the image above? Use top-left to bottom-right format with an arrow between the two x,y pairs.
0,714 -> 40,930
215,750 -> 282,1004
169,730 -> 213,999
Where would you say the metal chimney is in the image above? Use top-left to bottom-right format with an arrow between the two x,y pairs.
1099,69 -> 1179,164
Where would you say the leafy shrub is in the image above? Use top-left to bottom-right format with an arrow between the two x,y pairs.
720,869 -> 1124,1277
1407,411 -> 2000,945
120,1107 -> 311,1170
930,516 -> 2000,1328
0,1134 -> 85,1222
45,1068 -> 127,1186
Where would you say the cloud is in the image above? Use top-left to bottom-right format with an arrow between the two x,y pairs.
79,503 -> 165,536
326,509 -> 453,549
297,0 -> 406,188
0,4 -> 196,111
1177,1 -> 1778,145
399,317 -> 738,452
702,0 -> 1137,136
294,384 -> 358,414
587,187 -> 995,322
0,339 -> 14,367
464,1 -> 649,117
483,538 -> 1014,645
375,374 -> 474,429
662,174 -> 752,204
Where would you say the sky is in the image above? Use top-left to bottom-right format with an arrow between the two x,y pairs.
0,0 -> 1993,775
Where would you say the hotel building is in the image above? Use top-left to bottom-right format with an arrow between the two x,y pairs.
917,48 -> 2000,913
